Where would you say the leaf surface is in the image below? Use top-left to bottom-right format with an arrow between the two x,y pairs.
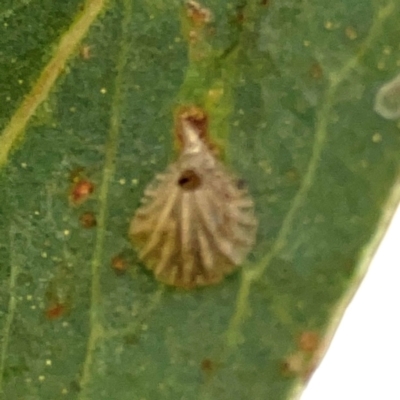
1,1 -> 400,399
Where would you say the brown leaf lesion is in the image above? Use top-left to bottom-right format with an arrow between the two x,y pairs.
280,331 -> 321,380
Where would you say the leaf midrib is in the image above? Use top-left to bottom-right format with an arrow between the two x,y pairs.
0,0 -> 107,168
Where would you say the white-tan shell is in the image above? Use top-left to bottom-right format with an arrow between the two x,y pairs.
129,122 -> 257,288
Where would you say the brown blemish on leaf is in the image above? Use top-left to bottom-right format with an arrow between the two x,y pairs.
281,331 -> 321,379
200,358 -> 222,381
186,1 -> 212,27
201,358 -> 215,372
182,1 -> 213,56
79,211 -> 97,228
298,331 -> 320,352
309,62 -> 323,80
45,266 -> 73,320
45,303 -> 67,320
235,5 -> 246,24
111,255 -> 127,275
69,179 -> 94,206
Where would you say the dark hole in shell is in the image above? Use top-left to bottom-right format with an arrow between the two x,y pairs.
177,169 -> 202,191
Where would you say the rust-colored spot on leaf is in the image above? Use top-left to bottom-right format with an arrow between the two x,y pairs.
200,358 -> 215,372
309,62 -> 323,80
111,255 -> 127,275
79,211 -> 97,228
235,5 -> 245,24
45,303 -> 67,320
45,266 -> 73,320
298,331 -> 320,352
69,179 -> 94,206
281,331 -> 321,379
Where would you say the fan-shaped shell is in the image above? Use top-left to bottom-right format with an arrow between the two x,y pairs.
129,123 -> 257,288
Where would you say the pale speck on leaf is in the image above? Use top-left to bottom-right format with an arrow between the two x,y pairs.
372,132 -> 382,143
377,60 -> 386,71
383,46 -> 392,55
80,44 -> 92,60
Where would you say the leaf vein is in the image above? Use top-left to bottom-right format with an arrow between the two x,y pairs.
0,0 -> 107,168
225,0 -> 396,347
77,0 -> 131,397
0,225 -> 19,394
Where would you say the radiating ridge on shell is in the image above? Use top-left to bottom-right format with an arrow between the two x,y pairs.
129,123 -> 257,288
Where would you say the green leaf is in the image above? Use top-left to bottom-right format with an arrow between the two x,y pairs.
1,1 -> 399,399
